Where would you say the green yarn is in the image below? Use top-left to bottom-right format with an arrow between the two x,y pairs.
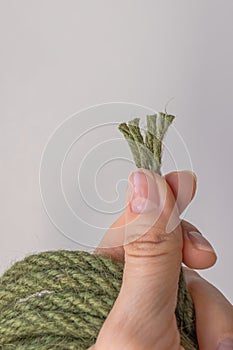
0,251 -> 122,349
0,112 -> 198,349
119,112 -> 175,173
0,250 -> 197,349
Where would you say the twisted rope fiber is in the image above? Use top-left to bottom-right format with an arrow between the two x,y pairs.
0,251 -> 195,349
0,113 -> 198,349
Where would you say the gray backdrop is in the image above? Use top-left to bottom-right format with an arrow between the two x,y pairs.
0,0 -> 232,303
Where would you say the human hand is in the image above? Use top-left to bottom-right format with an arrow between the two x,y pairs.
89,170 -> 233,350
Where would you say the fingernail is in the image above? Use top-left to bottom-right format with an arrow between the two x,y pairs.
129,170 -> 160,213
217,338 -> 233,349
186,231 -> 215,253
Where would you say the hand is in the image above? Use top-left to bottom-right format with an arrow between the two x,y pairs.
89,170 -> 233,350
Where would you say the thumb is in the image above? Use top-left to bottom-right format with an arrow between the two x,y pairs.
124,169 -> 183,284
95,169 -> 184,350
122,169 -> 182,346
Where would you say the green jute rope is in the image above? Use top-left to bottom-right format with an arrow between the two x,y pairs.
0,113 -> 198,349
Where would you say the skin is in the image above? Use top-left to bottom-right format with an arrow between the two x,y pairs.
88,170 -> 233,350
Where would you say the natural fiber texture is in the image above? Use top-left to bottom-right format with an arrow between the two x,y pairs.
0,112 -> 198,349
0,250 -> 197,349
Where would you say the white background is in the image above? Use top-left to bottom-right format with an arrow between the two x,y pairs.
0,1 -> 232,302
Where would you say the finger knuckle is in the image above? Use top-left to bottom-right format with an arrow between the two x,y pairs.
125,227 -> 181,259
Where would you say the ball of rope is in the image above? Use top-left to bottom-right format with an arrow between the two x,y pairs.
0,250 -> 197,349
